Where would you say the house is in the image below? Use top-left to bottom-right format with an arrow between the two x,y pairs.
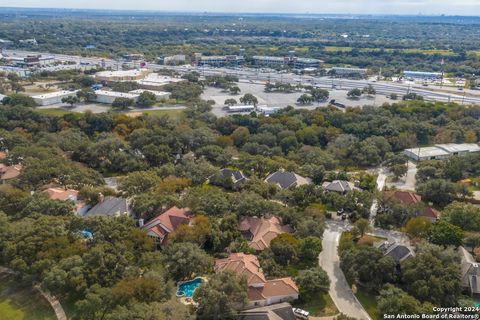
322,180 -> 357,193
43,187 -> 90,215
460,246 -> 480,296
215,253 -> 299,307
0,163 -> 22,184
237,302 -> 296,320
264,170 -> 311,189
209,168 -> 248,190
85,195 -> 130,217
384,190 -> 440,222
142,206 -> 191,247
239,216 -> 292,251
378,241 -> 415,264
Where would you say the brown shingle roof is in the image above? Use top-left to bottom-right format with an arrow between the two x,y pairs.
143,206 -> 191,244
0,164 -> 22,180
384,190 -> 422,205
44,188 -> 79,201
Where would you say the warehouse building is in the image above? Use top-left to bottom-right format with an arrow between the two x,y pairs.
32,90 -> 79,106
129,89 -> 171,100
253,56 -> 289,67
403,71 -> 442,80
404,143 -> 480,161
94,90 -> 140,104
159,54 -> 187,65
95,69 -> 151,82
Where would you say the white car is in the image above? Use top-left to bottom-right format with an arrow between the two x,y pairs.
292,308 -> 310,319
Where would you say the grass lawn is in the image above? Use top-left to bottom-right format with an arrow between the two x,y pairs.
355,288 -> 379,320
0,273 -> 56,320
294,292 -> 338,317
35,108 -> 78,117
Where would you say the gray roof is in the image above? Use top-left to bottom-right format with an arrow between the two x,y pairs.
265,171 -> 310,189
86,196 -> 129,217
238,303 -> 295,320
460,246 -> 480,295
219,168 -> 247,183
322,180 -> 355,193
379,241 -> 414,263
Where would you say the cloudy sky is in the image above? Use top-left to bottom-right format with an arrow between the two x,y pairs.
1,0 -> 479,15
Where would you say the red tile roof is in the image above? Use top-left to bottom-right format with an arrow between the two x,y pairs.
143,206 -> 191,244
0,164 -> 22,181
385,190 -> 422,205
239,216 -> 292,251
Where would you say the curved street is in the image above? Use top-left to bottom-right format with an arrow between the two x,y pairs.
319,223 -> 372,320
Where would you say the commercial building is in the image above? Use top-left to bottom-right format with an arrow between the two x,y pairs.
404,143 -> 480,161
4,54 -> 54,67
32,90 -> 79,106
225,105 -> 255,113
253,55 -> 323,69
195,53 -> 245,67
257,106 -> 281,115
159,54 -> 187,65
0,66 -> 31,77
403,71 -> 442,80
128,89 -> 171,100
94,90 -> 140,104
123,53 -> 144,61
136,73 -> 185,90
95,69 -> 151,82
331,67 -> 368,77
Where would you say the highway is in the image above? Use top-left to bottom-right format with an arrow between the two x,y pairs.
4,49 -> 480,105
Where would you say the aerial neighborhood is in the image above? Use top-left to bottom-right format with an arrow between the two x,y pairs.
0,5 -> 480,320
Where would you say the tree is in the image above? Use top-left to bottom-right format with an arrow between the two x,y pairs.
112,97 -> 134,110
310,88 -> 329,102
353,218 -> 371,238
442,202 -> 480,231
296,267 -> 330,298
299,236 -> 323,263
62,95 -> 80,107
362,84 -> 376,96
164,243 -> 213,280
429,219 -> 464,247
270,233 -> 300,266
402,244 -> 461,306
2,93 -> 36,107
118,171 -> 162,196
224,98 -> 237,106
229,86 -> 241,95
416,179 -> 458,207
77,89 -> 97,102
194,271 -> 248,320
347,88 -> 362,99
239,93 -> 258,106
136,91 -> 157,108
297,94 -> 314,105
404,217 -> 432,239
10,82 -> 25,93
378,285 -> 430,315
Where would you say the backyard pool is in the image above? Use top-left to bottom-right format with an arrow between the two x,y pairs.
176,277 -> 203,298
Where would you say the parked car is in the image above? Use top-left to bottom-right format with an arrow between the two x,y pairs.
293,308 -> 310,319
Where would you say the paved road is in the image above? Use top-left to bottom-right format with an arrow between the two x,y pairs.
5,49 -> 480,105
319,223 -> 371,320
369,167 -> 388,226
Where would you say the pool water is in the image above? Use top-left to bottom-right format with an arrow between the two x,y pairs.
177,278 -> 203,298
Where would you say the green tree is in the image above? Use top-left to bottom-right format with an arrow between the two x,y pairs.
347,88 -> 362,99
404,217 -> 432,239
299,236 -> 323,263
416,179 -> 458,207
296,267 -> 330,298
297,94 -> 314,105
442,202 -> 480,231
164,242 -> 213,281
112,97 -> 134,110
224,98 -> 237,106
239,93 -> 258,106
136,91 -> 157,108
62,95 -> 80,107
270,233 -> 300,266
429,219 -> 464,247
194,271 -> 248,320
378,285 -> 430,315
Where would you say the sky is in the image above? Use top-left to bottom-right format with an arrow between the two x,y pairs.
0,0 -> 479,15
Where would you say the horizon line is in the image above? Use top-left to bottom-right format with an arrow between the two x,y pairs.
0,6 -> 479,18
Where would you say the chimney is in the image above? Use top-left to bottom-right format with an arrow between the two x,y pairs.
98,192 -> 104,203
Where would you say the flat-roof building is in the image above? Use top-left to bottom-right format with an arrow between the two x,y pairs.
95,69 -> 151,82
195,54 -> 245,67
404,143 -> 480,161
128,89 -> 171,100
257,106 -> 281,115
136,73 -> 184,90
226,105 -> 255,113
331,67 -> 368,77
253,55 -> 323,69
32,90 -> 79,106
404,71 -> 442,80
160,54 -> 187,65
94,90 -> 140,104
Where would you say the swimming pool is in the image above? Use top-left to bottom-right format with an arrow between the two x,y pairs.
176,277 -> 203,298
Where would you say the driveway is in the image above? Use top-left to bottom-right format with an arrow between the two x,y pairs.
369,167 -> 388,226
319,223 -> 371,320
387,161 -> 417,191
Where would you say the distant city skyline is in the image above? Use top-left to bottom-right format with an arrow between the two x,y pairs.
0,0 -> 479,16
